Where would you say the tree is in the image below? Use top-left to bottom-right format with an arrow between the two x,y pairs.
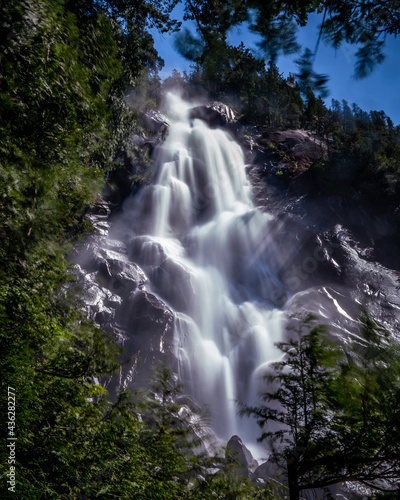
0,1 -> 190,497
163,69 -> 189,90
176,0 -> 400,95
134,364 -> 268,500
134,365 -> 208,498
240,313 -> 400,499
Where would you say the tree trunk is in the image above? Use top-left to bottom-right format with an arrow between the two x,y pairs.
287,458 -> 300,500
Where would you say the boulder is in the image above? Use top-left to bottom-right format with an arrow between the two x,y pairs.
189,101 -> 236,128
141,109 -> 170,136
251,457 -> 285,485
226,435 -> 259,477
264,129 -> 325,158
78,240 -> 147,296
250,458 -> 367,499
257,129 -> 327,182
94,247 -> 147,297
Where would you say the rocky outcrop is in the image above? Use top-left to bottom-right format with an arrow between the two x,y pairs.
242,121 -> 400,332
245,129 -> 327,183
116,289 -> 174,356
94,248 -> 147,297
250,457 -> 367,499
226,435 -> 258,478
72,202 -> 175,388
103,110 -> 170,206
247,160 -> 400,332
250,457 -> 287,492
189,101 -> 236,128
141,109 -> 170,136
264,130 -> 325,161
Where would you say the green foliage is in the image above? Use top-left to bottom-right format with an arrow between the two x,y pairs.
185,52 -> 304,129
330,312 -> 400,480
241,313 -> 400,499
3,355 -> 286,498
306,98 -> 400,222
178,0 -> 400,94
0,1 -> 219,498
134,365 -> 207,498
294,48 -> 329,98
1,0 -> 118,261
241,315 -> 338,450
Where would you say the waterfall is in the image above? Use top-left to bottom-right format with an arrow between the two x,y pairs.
121,94 -> 286,447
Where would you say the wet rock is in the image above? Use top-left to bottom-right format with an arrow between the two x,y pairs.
226,435 -> 259,477
95,248 -> 147,297
250,457 -> 286,488
75,268 -> 119,326
147,257 -> 194,313
104,293 -> 123,309
189,101 -> 236,128
85,215 -> 110,237
88,202 -> 111,217
72,198 -> 179,388
132,133 -> 147,147
122,290 -> 173,332
250,458 -> 366,499
107,289 -> 175,386
128,235 -> 168,267
82,201 -> 113,234
77,237 -> 148,298
141,109 -> 170,136
251,129 -> 327,183
116,290 -> 174,356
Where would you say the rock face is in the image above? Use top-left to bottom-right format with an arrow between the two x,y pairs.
264,129 -> 325,160
115,289 -> 174,360
241,120 -> 400,335
250,457 -> 367,499
226,435 -> 258,477
77,101 -> 400,382
244,129 -> 327,183
250,457 -> 286,490
141,109 -> 170,136
189,101 -> 236,127
72,202 -> 175,389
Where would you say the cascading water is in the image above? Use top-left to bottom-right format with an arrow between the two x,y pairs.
121,94 -> 287,447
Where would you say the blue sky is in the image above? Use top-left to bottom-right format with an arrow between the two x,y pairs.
152,9 -> 400,125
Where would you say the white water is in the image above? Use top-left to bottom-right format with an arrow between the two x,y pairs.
123,94 -> 286,446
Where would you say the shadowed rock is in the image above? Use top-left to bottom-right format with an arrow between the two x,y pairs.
226,435 -> 259,477
141,109 -> 170,135
189,101 -> 236,128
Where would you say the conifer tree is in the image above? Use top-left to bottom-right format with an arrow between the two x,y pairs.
241,313 -> 400,499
